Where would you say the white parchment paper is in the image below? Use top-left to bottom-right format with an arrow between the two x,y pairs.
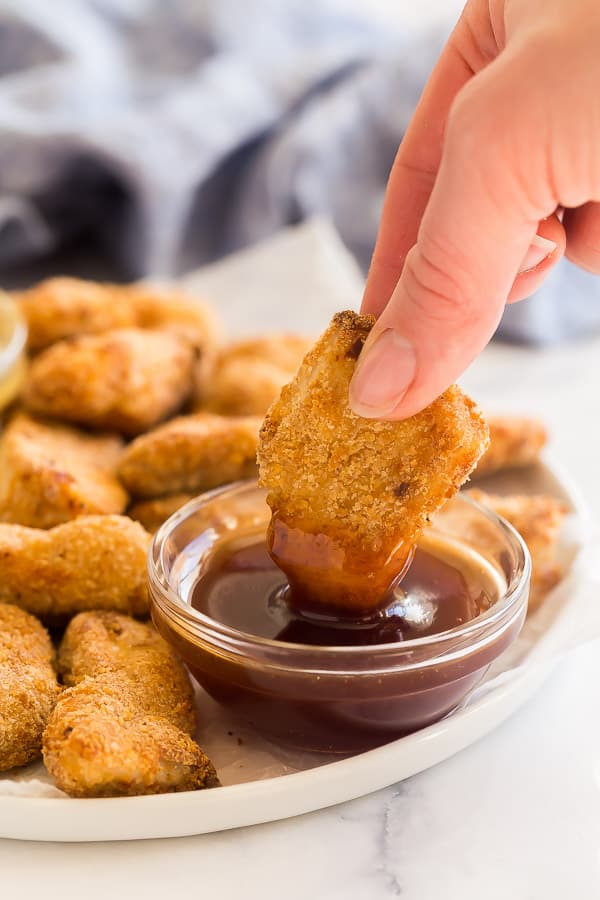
2,218 -> 599,799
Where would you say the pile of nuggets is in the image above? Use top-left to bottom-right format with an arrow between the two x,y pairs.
0,278 -> 568,797
1,277 -> 313,796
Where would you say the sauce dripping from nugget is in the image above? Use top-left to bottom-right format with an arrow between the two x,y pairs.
267,516 -> 414,618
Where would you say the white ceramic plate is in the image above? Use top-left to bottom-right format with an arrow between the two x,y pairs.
0,458 -> 587,842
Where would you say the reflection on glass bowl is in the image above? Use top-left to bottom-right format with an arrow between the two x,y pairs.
0,293 -> 27,411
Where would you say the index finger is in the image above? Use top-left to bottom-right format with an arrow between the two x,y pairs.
362,14 -> 486,316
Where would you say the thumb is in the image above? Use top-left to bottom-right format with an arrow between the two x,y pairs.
350,53 -> 565,420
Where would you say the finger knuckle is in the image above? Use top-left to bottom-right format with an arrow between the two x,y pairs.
401,244 -> 477,326
445,65 -> 554,218
449,35 -> 600,211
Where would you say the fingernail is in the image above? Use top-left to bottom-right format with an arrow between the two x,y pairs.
518,234 -> 557,273
349,328 -> 416,418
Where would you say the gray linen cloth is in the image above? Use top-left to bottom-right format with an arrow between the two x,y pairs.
0,0 -> 597,342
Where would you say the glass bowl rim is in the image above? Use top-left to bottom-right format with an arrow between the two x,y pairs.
0,293 -> 27,373
148,480 -> 531,665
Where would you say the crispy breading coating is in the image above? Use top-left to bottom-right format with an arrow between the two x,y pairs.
57,612 -> 196,733
129,493 -> 194,532
258,311 -> 489,614
23,327 -> 195,436
474,416 -> 548,479
17,277 -> 218,353
129,283 -> 219,350
118,412 -> 261,498
43,611 -> 219,797
227,335 -> 314,372
196,334 -> 313,416
17,278 -> 132,351
469,490 -> 568,612
0,603 -> 60,770
43,675 -> 219,797
0,515 -> 150,619
0,412 -> 128,528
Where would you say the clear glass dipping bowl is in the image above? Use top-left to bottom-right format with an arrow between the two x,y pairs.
149,481 -> 530,753
0,293 -> 27,411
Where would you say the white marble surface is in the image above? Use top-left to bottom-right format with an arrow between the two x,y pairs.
3,220 -> 600,894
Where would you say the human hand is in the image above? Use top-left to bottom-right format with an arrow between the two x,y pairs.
349,0 -> 600,419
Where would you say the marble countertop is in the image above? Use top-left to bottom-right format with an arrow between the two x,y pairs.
3,222 -> 600,897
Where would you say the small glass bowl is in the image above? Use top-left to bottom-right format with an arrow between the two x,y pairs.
149,482 -> 530,754
0,293 -> 27,411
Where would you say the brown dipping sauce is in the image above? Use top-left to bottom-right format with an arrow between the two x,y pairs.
174,532 -> 513,753
150,485 -> 528,755
192,535 -> 493,646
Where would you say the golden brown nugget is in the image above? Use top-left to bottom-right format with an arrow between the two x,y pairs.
469,490 -> 568,613
58,612 -> 197,733
17,278 -> 132,351
23,328 -> 195,436
44,611 -> 219,797
0,603 -> 60,770
0,412 -> 128,528
129,493 -> 194,532
0,515 -> 150,619
17,277 -> 218,352
43,675 -> 219,797
118,412 -> 261,498
258,311 -> 489,614
474,416 -> 548,479
196,335 -> 313,416
128,283 -> 219,350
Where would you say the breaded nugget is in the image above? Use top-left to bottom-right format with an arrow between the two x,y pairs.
469,489 -> 568,611
0,603 -> 60,770
129,493 -> 194,532
0,412 -> 128,528
228,335 -> 314,372
58,612 -> 196,733
118,412 -> 260,498
474,416 -> 548,479
258,311 -> 489,614
43,611 -> 219,797
129,283 -> 219,350
17,278 -> 132,351
43,675 -> 219,797
17,277 -> 218,353
0,515 -> 150,619
23,328 -> 195,436
196,335 -> 313,416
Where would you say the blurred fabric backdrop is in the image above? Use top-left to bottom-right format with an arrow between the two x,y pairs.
0,0 -> 598,342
